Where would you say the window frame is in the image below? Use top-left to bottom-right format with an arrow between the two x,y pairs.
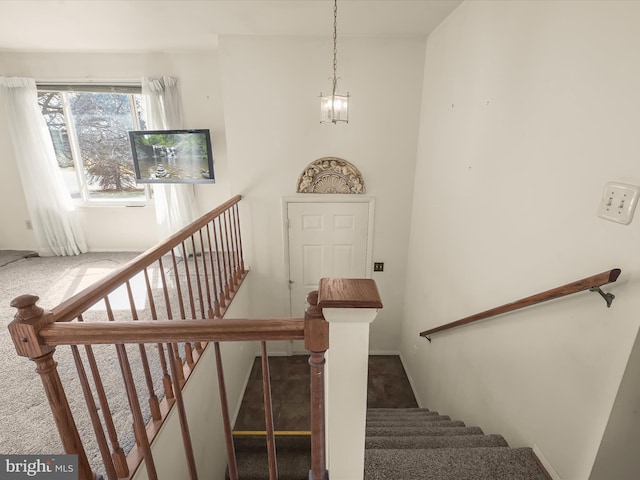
37,82 -> 153,208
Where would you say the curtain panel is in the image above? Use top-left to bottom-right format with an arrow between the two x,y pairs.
142,76 -> 198,240
0,77 -> 87,256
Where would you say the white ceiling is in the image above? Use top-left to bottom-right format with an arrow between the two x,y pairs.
0,0 -> 462,53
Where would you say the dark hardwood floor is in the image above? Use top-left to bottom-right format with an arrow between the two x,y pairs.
233,354 -> 418,432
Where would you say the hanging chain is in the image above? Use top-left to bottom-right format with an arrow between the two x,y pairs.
332,0 -> 338,95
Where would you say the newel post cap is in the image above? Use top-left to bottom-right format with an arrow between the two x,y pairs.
11,294 -> 43,318
317,278 -> 383,309
8,294 -> 54,358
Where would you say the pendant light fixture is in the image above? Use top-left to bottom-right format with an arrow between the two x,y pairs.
320,0 -> 349,123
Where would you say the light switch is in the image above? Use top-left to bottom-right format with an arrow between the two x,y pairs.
598,182 -> 640,225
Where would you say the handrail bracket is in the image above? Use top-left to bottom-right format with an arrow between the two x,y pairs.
589,286 -> 615,308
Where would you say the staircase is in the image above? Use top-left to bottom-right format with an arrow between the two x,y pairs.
365,408 -> 550,480
230,408 -> 551,479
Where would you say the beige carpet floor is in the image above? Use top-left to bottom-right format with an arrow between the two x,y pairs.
0,252 -> 142,464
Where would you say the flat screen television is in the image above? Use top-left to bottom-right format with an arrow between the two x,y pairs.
129,129 -> 214,184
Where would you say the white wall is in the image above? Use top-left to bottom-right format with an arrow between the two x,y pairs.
590,326 -> 640,479
0,51 -> 232,252
1,37 -> 426,352
401,2 -> 640,479
218,35 -> 425,351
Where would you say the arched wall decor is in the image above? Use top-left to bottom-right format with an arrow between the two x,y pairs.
296,157 -> 366,194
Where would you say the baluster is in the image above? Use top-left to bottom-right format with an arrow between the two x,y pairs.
205,222 -> 221,319
158,257 -> 185,386
227,206 -> 239,286
212,216 -> 227,309
234,203 -> 245,273
190,234 -> 206,318
78,314 -> 129,477
167,342 -> 198,479
169,249 -> 187,320
213,342 -> 238,480
103,292 -> 157,478
261,341 -> 278,480
217,214 -> 230,301
222,208 -> 233,298
198,228 -> 214,320
170,249 -> 195,368
125,282 -> 161,421
143,267 -> 174,401
8,295 -> 94,480
233,202 -> 245,278
70,345 -> 118,480
305,291 -> 329,480
115,342 -> 158,480
180,241 -> 198,321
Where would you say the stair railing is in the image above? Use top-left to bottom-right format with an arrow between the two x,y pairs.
8,194 -> 332,480
420,268 -> 621,341
10,294 -> 330,479
9,196 -> 248,479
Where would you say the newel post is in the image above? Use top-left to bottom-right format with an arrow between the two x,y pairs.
318,278 -> 383,480
305,290 -> 329,480
8,294 -> 95,480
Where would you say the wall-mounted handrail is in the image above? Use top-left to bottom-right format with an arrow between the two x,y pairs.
420,268 -> 621,341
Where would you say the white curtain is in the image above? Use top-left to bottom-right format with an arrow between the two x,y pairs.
0,77 -> 87,256
142,76 -> 198,240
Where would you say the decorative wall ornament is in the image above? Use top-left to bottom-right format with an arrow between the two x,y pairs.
297,157 -> 366,194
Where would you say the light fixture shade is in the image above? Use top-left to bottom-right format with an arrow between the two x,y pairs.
320,91 -> 350,123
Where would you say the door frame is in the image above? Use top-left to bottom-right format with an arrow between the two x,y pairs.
282,194 -> 376,317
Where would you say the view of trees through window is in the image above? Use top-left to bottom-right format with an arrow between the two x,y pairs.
38,88 -> 148,203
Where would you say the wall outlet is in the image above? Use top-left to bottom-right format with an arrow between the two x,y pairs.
373,262 -> 384,272
25,219 -> 33,230
598,182 -> 640,225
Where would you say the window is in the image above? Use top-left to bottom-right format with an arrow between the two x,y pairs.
37,84 -> 150,205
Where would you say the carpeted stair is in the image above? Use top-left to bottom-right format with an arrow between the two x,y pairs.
365,408 -> 550,480
230,408 -> 551,480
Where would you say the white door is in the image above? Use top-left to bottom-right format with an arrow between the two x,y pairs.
287,202 -> 371,352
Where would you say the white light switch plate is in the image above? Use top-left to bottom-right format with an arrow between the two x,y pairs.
598,182 -> 640,225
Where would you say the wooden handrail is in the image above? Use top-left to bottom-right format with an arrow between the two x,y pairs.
420,268 -> 621,340
38,318 -> 305,346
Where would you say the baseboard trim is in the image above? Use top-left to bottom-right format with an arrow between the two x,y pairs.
533,445 -> 562,480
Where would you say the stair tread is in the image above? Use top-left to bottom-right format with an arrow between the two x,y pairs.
369,420 -> 466,429
367,425 -> 484,436
367,415 -> 451,425
368,408 -> 430,412
367,412 -> 441,418
365,433 -> 509,449
367,408 -> 431,415
364,447 -> 548,480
